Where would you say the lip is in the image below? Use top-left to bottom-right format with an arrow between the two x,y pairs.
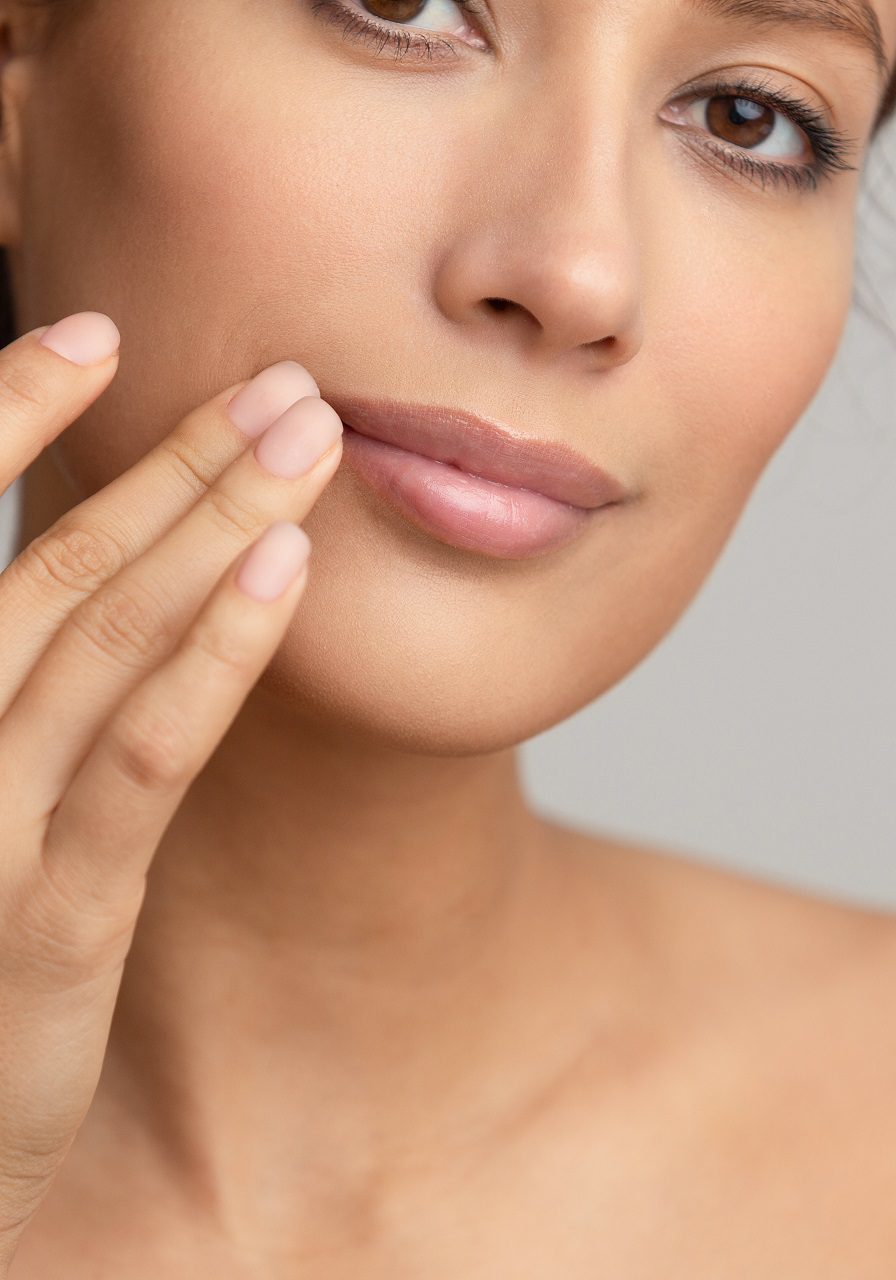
322,393 -> 628,559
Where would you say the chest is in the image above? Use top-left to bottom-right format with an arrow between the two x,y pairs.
11,1009 -> 896,1280
13,1094 -> 895,1280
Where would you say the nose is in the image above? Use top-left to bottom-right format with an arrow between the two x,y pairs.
433,99 -> 645,372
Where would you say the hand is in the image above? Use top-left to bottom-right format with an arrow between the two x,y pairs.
0,312 -> 342,1271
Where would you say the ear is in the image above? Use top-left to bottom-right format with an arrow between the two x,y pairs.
0,9 -> 45,248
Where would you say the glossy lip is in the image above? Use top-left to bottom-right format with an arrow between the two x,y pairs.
322,394 -> 628,511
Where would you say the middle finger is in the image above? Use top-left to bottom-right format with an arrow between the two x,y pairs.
0,359 -> 320,708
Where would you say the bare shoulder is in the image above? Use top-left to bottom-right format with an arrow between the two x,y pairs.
535,823 -> 896,1267
546,817 -> 896,1031
547,820 -> 896,1230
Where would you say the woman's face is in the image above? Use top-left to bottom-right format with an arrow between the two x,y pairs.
3,0 -> 894,752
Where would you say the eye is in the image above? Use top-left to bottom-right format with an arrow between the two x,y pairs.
309,0 -> 489,60
678,91 -> 812,164
663,75 -> 859,193
358,0 -> 479,38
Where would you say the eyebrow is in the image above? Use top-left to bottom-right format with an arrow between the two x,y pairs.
684,0 -> 891,83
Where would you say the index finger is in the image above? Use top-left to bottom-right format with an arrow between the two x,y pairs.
0,312 -> 122,495
0,358 -> 320,707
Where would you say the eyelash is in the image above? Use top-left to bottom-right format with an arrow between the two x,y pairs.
307,0 -> 860,193
308,0 -> 483,61
677,72 -> 859,192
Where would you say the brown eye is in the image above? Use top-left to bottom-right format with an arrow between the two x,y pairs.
674,89 -> 811,163
309,0 -> 490,58
362,0 -> 427,18
705,96 -> 776,148
661,75 -> 857,192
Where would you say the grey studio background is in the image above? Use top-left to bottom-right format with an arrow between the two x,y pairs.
2,130 -> 895,911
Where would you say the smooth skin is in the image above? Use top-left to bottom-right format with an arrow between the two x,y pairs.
0,316 -> 344,1273
1,0 -> 896,1275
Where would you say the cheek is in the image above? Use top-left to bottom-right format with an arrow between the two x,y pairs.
645,191 -> 854,546
19,16 -> 457,499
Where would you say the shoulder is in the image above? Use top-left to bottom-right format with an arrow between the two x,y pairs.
547,818 -> 896,1030
544,822 -> 896,1246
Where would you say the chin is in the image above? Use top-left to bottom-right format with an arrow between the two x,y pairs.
249,641 -> 555,758
238,462 -> 744,757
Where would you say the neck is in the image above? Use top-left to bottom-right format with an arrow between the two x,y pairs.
15,468 -> 628,1251
94,685 -> 613,1245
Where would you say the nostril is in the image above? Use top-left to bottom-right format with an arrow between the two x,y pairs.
484,297 -> 513,312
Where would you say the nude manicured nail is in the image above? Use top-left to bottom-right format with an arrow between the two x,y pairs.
235,521 -> 311,603
39,312 -> 121,366
254,399 -> 343,479
226,361 -> 320,438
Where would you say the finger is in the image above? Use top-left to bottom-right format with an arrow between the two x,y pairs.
41,521 -> 312,913
0,358 -> 319,707
0,397 -> 343,817
0,312 -> 121,497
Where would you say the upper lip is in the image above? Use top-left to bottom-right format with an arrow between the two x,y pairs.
321,394 -> 628,510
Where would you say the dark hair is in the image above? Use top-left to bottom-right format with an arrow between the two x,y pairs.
1,16 -> 895,348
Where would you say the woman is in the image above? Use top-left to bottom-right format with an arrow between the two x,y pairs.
1,0 -> 895,1273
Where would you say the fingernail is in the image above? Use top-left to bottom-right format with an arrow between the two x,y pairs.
226,361 -> 320,438
235,521 -> 311,603
254,398 -> 343,479
39,312 -> 121,366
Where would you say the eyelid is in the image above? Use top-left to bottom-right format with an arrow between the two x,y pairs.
668,90 -> 813,163
309,0 -> 489,61
662,75 -> 859,192
665,78 -> 815,156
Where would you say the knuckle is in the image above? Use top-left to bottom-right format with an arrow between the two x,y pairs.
68,581 -> 175,669
188,615 -> 256,680
161,432 -> 218,498
15,521 -> 126,598
2,861 -> 143,989
204,485 -> 263,542
0,358 -> 51,421
107,697 -> 196,793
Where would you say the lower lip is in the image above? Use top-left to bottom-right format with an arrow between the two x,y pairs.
341,426 -> 600,559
